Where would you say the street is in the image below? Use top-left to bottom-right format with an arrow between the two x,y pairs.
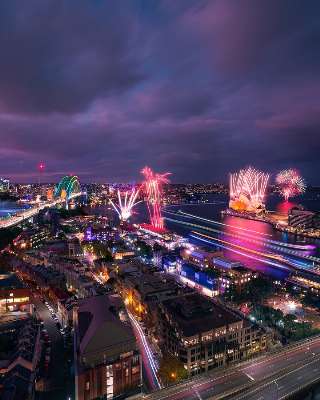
34,297 -> 73,400
144,335 -> 320,400
128,311 -> 162,391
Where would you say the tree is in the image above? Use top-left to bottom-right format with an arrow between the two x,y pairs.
83,242 -> 113,260
225,276 -> 274,305
153,242 -> 164,252
158,354 -> 188,385
136,240 -> 152,258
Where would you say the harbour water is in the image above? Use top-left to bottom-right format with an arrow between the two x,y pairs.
0,201 -> 30,219
131,193 -> 320,280
67,192 -> 320,280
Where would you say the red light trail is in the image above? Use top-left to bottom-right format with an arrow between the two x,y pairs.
141,166 -> 170,230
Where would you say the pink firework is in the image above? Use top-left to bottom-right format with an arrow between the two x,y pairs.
141,166 -> 170,230
276,169 -> 306,201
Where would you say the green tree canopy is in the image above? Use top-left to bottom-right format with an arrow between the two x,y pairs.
158,354 -> 188,385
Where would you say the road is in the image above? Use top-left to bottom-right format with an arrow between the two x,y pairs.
143,335 -> 320,400
128,311 -> 162,391
34,298 -> 73,400
233,356 -> 320,399
0,191 -> 85,228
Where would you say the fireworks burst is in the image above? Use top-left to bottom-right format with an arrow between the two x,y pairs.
229,166 -> 270,212
109,188 -> 141,221
276,169 -> 306,201
141,166 -> 170,230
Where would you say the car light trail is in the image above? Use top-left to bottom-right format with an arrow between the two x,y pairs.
128,311 -> 161,389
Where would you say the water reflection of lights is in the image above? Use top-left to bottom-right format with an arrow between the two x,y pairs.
190,231 -> 290,271
166,209 -> 272,236
166,210 -> 316,251
164,215 -> 320,264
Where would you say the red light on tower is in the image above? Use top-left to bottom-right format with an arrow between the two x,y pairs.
37,162 -> 46,184
38,162 -> 45,172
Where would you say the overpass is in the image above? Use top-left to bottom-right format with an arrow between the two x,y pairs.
140,335 -> 320,400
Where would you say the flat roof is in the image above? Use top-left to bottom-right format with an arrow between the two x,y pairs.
162,293 -> 241,337
0,274 -> 24,290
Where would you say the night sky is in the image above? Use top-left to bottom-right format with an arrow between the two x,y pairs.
1,1 -> 319,183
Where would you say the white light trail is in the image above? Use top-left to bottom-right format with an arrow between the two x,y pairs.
164,215 -> 320,264
128,311 -> 162,389
166,209 -> 316,250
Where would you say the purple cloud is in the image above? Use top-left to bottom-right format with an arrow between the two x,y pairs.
0,0 -> 319,183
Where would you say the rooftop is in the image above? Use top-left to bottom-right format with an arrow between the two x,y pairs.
162,293 -> 241,337
0,274 -> 24,290
76,294 -> 136,367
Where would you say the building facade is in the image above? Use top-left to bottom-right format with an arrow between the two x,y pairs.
74,294 -> 141,400
159,293 -> 268,376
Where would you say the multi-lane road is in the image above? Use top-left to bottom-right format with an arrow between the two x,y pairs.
143,335 -> 320,399
0,191 -> 85,229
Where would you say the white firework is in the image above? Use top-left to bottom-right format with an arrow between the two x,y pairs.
229,166 -> 270,209
109,188 -> 141,221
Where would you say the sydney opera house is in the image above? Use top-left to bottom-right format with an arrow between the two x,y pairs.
229,167 -> 269,213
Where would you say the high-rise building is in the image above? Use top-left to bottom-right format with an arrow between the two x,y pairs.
0,178 -> 10,192
74,294 -> 141,400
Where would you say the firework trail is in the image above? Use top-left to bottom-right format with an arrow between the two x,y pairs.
110,188 -> 141,221
229,166 -> 270,211
141,166 -> 170,230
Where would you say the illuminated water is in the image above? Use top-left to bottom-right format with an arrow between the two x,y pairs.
91,193 -> 320,280
0,201 -> 30,219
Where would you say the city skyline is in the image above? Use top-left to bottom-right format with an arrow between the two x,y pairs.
0,0 -> 319,183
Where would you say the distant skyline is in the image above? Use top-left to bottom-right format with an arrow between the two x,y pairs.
0,1 -> 319,183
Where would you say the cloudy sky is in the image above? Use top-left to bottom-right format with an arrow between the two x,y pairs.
0,0 -> 319,183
